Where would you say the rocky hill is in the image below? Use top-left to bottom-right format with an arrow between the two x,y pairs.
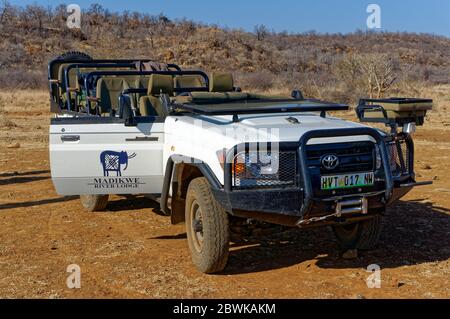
1,2 -> 449,101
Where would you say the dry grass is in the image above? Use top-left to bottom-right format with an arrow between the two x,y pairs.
0,95 -> 16,128
0,90 -> 49,148
0,90 -> 49,114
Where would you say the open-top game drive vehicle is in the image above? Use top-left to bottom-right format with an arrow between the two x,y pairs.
48,52 -> 433,273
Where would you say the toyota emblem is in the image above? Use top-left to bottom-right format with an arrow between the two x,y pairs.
321,154 -> 339,170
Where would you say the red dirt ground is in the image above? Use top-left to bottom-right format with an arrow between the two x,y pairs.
0,90 -> 448,298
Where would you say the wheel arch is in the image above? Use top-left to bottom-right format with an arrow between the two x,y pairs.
161,156 -> 222,224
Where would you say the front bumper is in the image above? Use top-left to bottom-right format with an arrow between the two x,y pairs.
212,127 -> 422,227
212,183 -> 418,227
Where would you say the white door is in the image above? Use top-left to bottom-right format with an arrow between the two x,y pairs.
50,117 -> 165,195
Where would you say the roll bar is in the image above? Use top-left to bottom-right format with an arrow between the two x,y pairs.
83,70 -> 210,113
48,57 -> 181,111
63,63 -> 138,111
47,57 -> 181,81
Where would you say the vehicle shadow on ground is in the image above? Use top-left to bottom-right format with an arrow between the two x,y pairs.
106,195 -> 163,214
0,196 -> 78,211
0,170 -> 50,178
151,233 -> 188,240
222,200 -> 450,275
0,170 -> 51,186
0,176 -> 49,186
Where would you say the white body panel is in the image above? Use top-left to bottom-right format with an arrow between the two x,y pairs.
50,121 -> 164,195
50,112 -> 374,195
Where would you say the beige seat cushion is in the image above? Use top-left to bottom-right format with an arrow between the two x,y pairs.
137,74 -> 174,117
209,72 -> 234,92
174,75 -> 204,88
148,74 -> 174,96
96,77 -> 130,114
120,75 -> 146,108
58,64 -> 74,92
139,96 -> 165,117
57,64 -> 80,103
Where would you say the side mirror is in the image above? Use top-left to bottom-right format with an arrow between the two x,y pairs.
118,94 -> 136,126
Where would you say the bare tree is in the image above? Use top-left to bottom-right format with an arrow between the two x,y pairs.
333,53 -> 398,99
0,0 -> 10,24
332,53 -> 361,89
25,4 -> 47,31
254,24 -> 269,41
358,53 -> 398,98
87,3 -> 105,26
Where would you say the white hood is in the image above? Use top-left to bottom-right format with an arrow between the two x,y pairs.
166,112 -> 371,146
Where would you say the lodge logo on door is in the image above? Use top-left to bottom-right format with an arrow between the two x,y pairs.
88,151 -> 143,189
100,151 -> 136,177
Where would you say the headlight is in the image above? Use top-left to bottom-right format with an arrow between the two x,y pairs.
234,152 -> 280,179
233,151 -> 297,188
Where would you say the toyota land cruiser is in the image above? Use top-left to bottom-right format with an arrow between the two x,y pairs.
48,52 -> 433,273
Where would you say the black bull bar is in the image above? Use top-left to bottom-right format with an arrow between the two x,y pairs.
223,127 -> 394,218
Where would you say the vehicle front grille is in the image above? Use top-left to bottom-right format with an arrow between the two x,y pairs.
306,141 -> 375,174
233,151 -> 298,189
387,138 -> 411,177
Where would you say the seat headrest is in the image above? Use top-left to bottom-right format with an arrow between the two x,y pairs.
174,75 -> 204,88
148,74 -> 174,95
209,72 -> 234,92
98,77 -> 129,91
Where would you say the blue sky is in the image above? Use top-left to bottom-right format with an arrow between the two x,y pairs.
8,0 -> 450,37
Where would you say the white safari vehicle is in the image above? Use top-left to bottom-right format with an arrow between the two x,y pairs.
48,52 -> 433,273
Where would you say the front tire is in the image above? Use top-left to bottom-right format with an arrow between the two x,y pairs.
80,195 -> 109,212
332,214 -> 383,250
185,177 -> 230,274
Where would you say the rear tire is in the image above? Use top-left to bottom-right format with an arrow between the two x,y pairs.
80,195 -> 109,212
332,213 -> 383,250
185,177 -> 229,274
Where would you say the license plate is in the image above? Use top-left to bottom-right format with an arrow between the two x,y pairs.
321,172 -> 374,190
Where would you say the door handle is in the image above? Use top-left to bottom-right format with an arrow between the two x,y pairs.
125,136 -> 159,142
61,135 -> 80,142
